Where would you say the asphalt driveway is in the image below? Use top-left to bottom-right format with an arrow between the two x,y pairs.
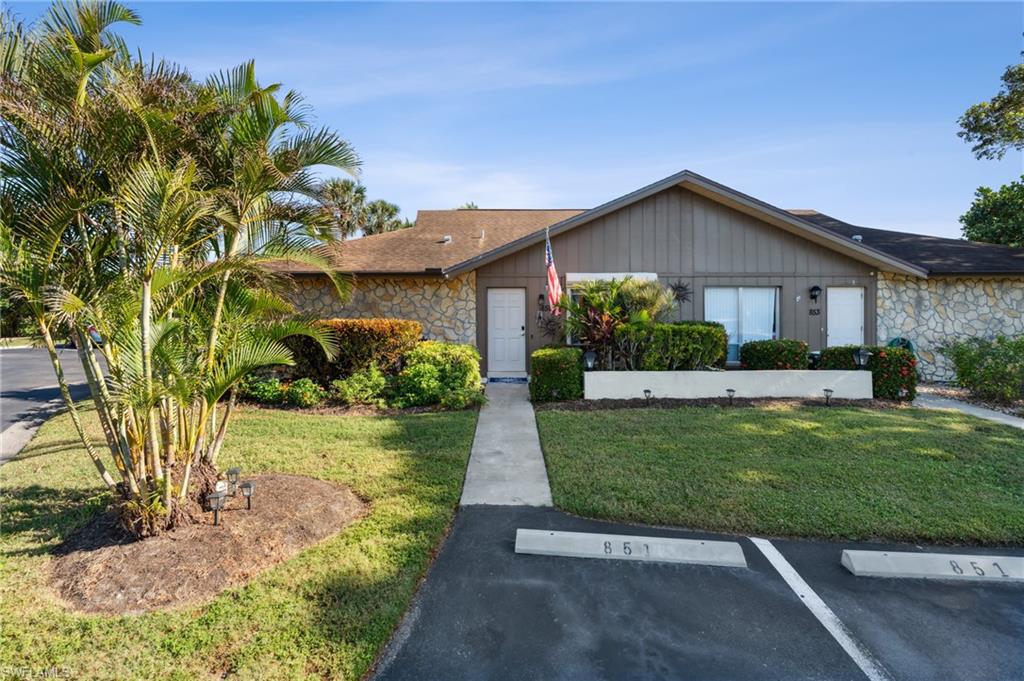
1,347 -> 93,430
372,506 -> 1024,681
1,347 -> 93,459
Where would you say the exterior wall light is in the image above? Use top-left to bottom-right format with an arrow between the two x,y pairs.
583,350 -> 597,371
227,467 -> 241,495
854,346 -> 872,370
823,388 -> 834,406
809,285 -> 822,302
239,481 -> 255,510
726,388 -> 736,406
207,491 -> 227,526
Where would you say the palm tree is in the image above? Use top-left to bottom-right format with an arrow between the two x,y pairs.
362,199 -> 412,236
0,1 -> 354,536
317,178 -> 366,239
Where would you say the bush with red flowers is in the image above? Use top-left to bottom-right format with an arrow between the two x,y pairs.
819,344 -> 917,400
739,339 -> 810,370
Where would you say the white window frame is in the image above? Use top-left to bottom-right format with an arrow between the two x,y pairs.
703,286 -> 780,363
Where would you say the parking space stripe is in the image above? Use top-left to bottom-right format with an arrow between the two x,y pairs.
750,537 -> 893,681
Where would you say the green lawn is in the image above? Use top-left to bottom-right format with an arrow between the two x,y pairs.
537,405 -> 1024,544
1,404 -> 477,680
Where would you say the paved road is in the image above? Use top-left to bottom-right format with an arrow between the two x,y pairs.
1,347 -> 92,457
372,506 -> 1024,681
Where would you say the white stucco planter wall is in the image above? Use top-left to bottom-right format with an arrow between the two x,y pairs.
584,370 -> 873,400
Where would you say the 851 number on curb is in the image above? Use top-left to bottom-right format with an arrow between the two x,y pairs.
603,540 -> 651,558
948,559 -> 1011,578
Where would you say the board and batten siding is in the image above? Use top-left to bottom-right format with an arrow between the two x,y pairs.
475,186 -> 876,372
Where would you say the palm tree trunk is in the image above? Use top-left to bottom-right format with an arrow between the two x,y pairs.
140,278 -> 163,487
39,320 -> 118,493
207,386 -> 237,466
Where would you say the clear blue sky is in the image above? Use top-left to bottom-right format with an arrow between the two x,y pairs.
10,1 -> 1024,237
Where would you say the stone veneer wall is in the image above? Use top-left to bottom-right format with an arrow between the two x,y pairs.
291,272 -> 476,344
876,273 -> 1024,381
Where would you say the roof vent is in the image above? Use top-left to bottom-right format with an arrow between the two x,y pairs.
441,235 -> 452,244
851,234 -> 863,242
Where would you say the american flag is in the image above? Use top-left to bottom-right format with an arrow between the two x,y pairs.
545,231 -> 563,315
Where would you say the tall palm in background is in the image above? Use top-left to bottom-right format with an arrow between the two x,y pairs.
362,199 -> 413,235
318,177 -> 366,239
0,1 -> 358,535
315,179 -> 413,237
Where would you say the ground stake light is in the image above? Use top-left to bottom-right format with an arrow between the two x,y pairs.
239,481 -> 255,510
583,350 -> 597,371
227,467 -> 241,495
643,389 -> 653,406
726,388 -> 736,406
823,388 -> 834,406
207,491 -> 227,526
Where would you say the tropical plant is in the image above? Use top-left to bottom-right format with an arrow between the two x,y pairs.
362,199 -> 412,236
558,277 -> 675,368
317,177 -> 366,239
0,1 -> 357,536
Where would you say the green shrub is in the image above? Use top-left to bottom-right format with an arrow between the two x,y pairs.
941,336 -> 1024,402
331,364 -> 387,407
390,364 -> 443,408
530,347 -> 583,402
440,387 -> 489,410
390,341 -> 482,408
241,377 -> 285,404
284,377 -> 326,408
287,318 -> 422,384
740,339 -> 810,370
819,345 -> 917,400
613,321 -> 727,370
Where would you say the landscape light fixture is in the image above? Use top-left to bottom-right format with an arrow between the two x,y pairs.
726,388 -> 736,406
854,347 -> 872,370
207,491 -> 227,526
809,285 -> 822,303
823,388 -> 834,406
583,350 -> 597,371
643,389 -> 653,406
226,467 -> 241,495
239,481 -> 255,510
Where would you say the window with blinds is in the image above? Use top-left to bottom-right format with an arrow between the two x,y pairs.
703,287 -> 779,362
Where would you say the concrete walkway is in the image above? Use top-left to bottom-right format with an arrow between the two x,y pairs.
914,394 -> 1024,430
460,382 -> 553,506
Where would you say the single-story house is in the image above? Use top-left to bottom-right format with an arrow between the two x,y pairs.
280,170 -> 1024,381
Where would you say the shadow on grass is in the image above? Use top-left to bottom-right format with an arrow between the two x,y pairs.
301,413 -> 475,679
1,483 -> 112,557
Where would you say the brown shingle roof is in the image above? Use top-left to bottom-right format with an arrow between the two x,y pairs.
273,209 -> 584,275
791,210 -> 1024,276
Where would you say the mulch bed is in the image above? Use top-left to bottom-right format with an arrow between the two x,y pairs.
50,474 -> 368,615
533,396 -> 909,412
918,383 -> 1024,418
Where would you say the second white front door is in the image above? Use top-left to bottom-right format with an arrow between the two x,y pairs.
487,288 -> 526,374
827,287 -> 865,346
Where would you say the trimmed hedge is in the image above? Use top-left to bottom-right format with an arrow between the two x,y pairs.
819,344 -> 917,400
614,321 -> 728,370
942,336 -> 1024,403
391,341 -> 482,407
288,318 -> 422,384
530,347 -> 583,402
740,339 -> 810,370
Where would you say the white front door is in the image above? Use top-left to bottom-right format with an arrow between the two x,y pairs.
487,288 -> 526,374
827,287 -> 865,346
